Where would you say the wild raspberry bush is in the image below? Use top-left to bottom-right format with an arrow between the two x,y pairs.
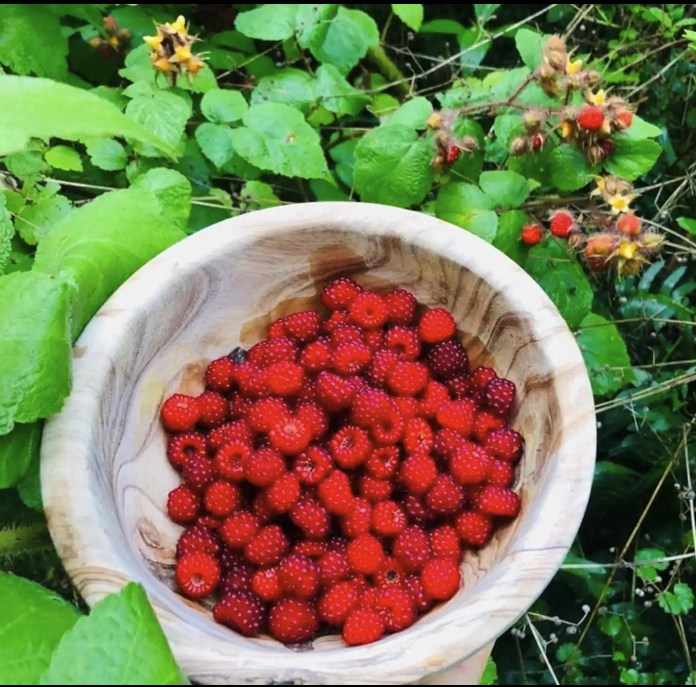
0,4 -> 694,684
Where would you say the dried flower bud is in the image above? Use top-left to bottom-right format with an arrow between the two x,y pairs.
523,109 -> 545,132
638,231 -> 664,255
458,135 -> 478,153
510,136 -> 529,156
587,144 -> 607,166
426,112 -> 443,129
543,35 -> 567,71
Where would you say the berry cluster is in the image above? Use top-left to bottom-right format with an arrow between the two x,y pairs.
160,278 -> 523,647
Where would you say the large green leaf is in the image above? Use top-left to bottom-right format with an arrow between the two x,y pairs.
550,144 -> 596,192
251,68 -> 316,113
493,209 -> 529,265
0,194 -> 14,275
384,97 -> 433,129
34,188 -> 185,334
479,170 -> 529,209
604,134 -> 662,181
515,28 -> 545,69
195,123 -> 237,169
0,421 -> 41,488
315,64 -> 370,116
392,4 -> 424,31
0,572 -> 80,684
85,138 -> 128,171
230,103 -> 328,179
200,89 -> 248,124
0,76 -> 176,158
14,183 -> 71,246
435,182 -> 498,241
131,168 -> 192,232
235,4 -> 299,40
41,583 -> 185,685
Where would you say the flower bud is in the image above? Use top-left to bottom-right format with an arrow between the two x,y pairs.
510,136 -> 528,156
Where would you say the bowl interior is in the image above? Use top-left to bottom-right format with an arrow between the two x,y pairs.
43,204 -> 595,684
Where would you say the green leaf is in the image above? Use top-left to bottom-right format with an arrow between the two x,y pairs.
330,138 -> 358,187
604,135 -> 662,181
0,76 -> 176,158
479,170 -> 529,209
525,238 -> 593,328
86,138 -> 128,171
315,64 -> 370,117
657,583 -> 694,615
34,188 -> 185,334
623,115 -> 662,140
235,4 -> 298,41
550,144 -> 596,192
0,421 -> 41,488
475,4 -> 501,24
451,118 -> 485,181
131,168 -> 192,232
515,28 -> 545,69
241,181 -> 282,209
0,5 -> 68,79
677,216 -> 696,236
458,26 -> 490,71
392,4 -> 424,32
0,572 -> 79,684
17,439 -> 42,510
576,313 -> 634,397
230,103 -> 328,179
200,89 -> 248,124
195,123 -> 236,169
304,7 -> 379,74
634,548 -> 669,582
310,178 -> 349,201
0,195 -> 14,275
0,272 -> 72,435
598,614 -> 623,638
369,93 -> 400,117
383,97 -> 433,129
480,656 -> 498,685
435,182 -> 497,242
41,583 -> 185,685
44,145 -> 82,172
251,68 -> 316,113
14,184 -> 71,246
493,209 -> 529,265
354,125 -> 435,208
124,83 -> 192,155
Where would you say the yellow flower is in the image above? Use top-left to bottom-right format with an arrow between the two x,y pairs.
588,89 -> 607,106
566,58 -> 583,76
170,45 -> 192,63
590,175 -> 606,198
617,240 -> 638,260
560,120 -> 574,139
152,56 -> 173,73
143,34 -> 162,50
608,194 -> 635,214
170,15 -> 187,34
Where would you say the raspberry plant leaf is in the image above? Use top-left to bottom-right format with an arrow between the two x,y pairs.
384,97 -> 434,129
550,144 -> 597,192
13,183 -> 72,246
85,138 -> 128,172
0,421 -> 40,488
131,168 -> 192,232
251,68 -> 317,113
435,182 -> 498,242
235,4 -> 300,41
315,64 -> 370,116
44,146 -> 82,173
0,195 -> 14,275
603,135 -> 663,181
515,28 -> 545,70
195,123 -> 237,169
392,4 -> 424,32
479,170 -> 530,210
40,583 -> 186,685
200,89 -> 249,124
0,572 -> 80,684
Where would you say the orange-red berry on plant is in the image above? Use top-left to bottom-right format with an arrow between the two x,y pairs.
520,223 -> 544,246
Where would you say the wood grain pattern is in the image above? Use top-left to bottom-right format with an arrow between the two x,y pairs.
41,202 -> 596,685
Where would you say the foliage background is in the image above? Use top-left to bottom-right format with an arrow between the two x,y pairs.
0,4 -> 694,685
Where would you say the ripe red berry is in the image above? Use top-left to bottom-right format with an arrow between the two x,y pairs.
283,310 -> 321,342
400,453 -> 437,495
549,209 -> 575,238
341,497 -> 372,538
265,472 -> 301,513
176,523 -> 220,558
247,397 -> 290,433
269,416 -> 312,455
318,470 -> 355,516
322,277 -> 362,311
371,500 -> 407,537
456,511 -> 493,547
521,223 -> 544,246
205,356 -> 237,393
292,445 -> 332,486
290,498 -> 330,540
616,212 -> 641,236
167,432 -> 207,471
248,337 -> 298,368
319,580 -> 361,626
244,447 -> 285,487
316,371 -> 356,411
474,485 -> 521,517
420,380 -> 450,419
418,308 -> 456,344
208,419 -> 252,451
347,534 -> 384,575
433,427 -> 467,457
436,399 -> 476,435
484,378 -> 516,417
366,446 -> 400,480
430,525 -> 461,560
469,366 -> 497,391
220,511 -> 259,549
387,361 -> 429,396
244,524 -> 289,566
343,607 -> 385,646
300,338 -> 332,372
329,425 -> 372,469
375,585 -> 416,632
445,144 -> 461,164
213,439 -> 250,482
264,361 -> 304,396
403,574 -> 432,613
488,459 -> 515,487
182,454 -> 216,492
204,480 -> 241,518
176,551 -> 220,599
472,410 -> 505,443
213,590 -> 265,636
403,417 -> 434,455
367,348 -> 399,386
450,443 -> 492,485
318,550 -> 351,587
484,428 -> 523,462
349,292 -> 388,329
197,390 -> 229,428
385,326 -> 421,360
161,394 -> 201,432
269,599 -> 318,644
577,104 -> 605,131
278,554 -> 320,599
394,526 -> 432,573
251,566 -> 282,601
426,474 -> 465,515
426,339 -> 469,379
384,288 -> 417,325
332,340 -> 372,375
420,557 -> 460,601
616,109 -> 633,129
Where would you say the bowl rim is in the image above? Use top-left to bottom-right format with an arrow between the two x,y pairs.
41,201 -> 596,684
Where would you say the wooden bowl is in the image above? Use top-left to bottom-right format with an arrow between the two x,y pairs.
42,202 -> 596,685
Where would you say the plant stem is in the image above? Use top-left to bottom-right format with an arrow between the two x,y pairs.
367,45 -> 411,96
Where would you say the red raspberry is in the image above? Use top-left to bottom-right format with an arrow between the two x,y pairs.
394,396 -> 420,420
436,399 -> 476,435
269,599 -> 318,644
384,288 -> 417,325
403,574 -> 432,613
474,485 -> 521,517
418,307 -> 456,343
403,417 -> 433,455
293,540 -> 329,559
371,500 -> 407,537
488,459 -> 515,487
330,324 -> 364,347
549,209 -> 575,238
220,561 -> 254,596
400,453 -> 437,495
521,223 -> 544,245
349,292 -> 388,329
234,362 -> 268,397
433,428 -> 466,457
616,109 -> 633,129
167,432 -> 207,471
329,425 -> 371,469
319,579 -> 361,625
484,378 -> 516,417
318,550 -> 351,587
196,515 -> 222,530
268,319 -> 287,338
430,525 -> 461,560
446,374 -> 471,399
293,445 -> 332,486
244,525 -> 289,566
385,326 -> 421,360
577,104 -> 604,131
205,356 -> 237,393
247,397 -> 290,433
617,212 -> 641,236
300,338 -> 332,372
264,361 -> 304,396
197,390 -> 229,428
228,392 -> 253,420
366,446 -> 400,480
456,511 -> 493,547
351,389 -> 390,427
322,310 -> 350,336
161,394 -> 201,432
278,554 -> 319,599
213,590 -> 265,637
295,402 -> 328,440
214,439 -> 251,482
341,497 -> 372,538
484,428 -> 523,461
426,339 -> 469,379
359,475 -> 392,503
472,410 -> 505,443
347,534 -> 384,575
343,607 -> 385,646
394,526 -> 431,572
219,545 -> 252,575
403,494 -> 429,525
332,340 -> 372,375
176,551 -> 220,599
248,337 -> 298,367
283,310 -> 321,342
316,371 -> 356,411
387,361 -> 429,396
367,348 -> 399,386
426,474 -> 465,515
220,511 -> 259,549
182,454 -> 216,492
252,491 -> 274,524
420,557 -> 460,601
244,447 -> 285,487
419,380 -> 450,418
176,523 -> 220,558
266,472 -> 301,513
363,329 -> 384,351
374,585 -> 416,632
290,498 -> 330,539
450,443 -> 492,485
204,480 -> 241,517
208,420 -> 252,451
251,566 -> 282,602
322,276 -> 362,311
269,416 -> 312,456
370,403 -> 404,446
318,470 -> 355,516
469,366 -> 497,390
297,376 -> 318,402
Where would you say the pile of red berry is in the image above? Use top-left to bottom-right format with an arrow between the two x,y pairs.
160,277 -> 523,647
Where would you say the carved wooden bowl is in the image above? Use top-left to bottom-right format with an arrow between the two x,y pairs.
41,202 -> 596,685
